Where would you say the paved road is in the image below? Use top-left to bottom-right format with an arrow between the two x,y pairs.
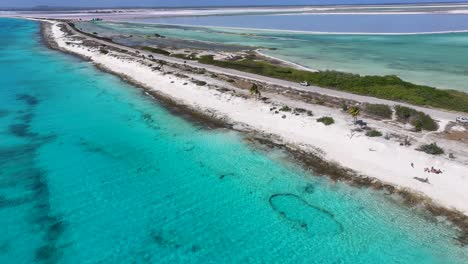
62,22 -> 463,121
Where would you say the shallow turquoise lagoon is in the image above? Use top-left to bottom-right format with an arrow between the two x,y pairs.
85,20 -> 468,92
133,13 -> 468,34
1,18 -> 468,263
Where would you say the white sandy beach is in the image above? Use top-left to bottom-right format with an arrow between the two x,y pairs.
48,21 -> 468,216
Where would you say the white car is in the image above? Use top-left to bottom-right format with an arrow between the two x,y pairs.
299,81 -> 310,86
456,116 -> 468,123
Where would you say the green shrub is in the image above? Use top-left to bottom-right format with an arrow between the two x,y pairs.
315,99 -> 325,105
279,106 -> 291,112
99,48 -> 109,54
249,83 -> 261,96
197,56 -> 468,113
410,113 -> 438,131
364,104 -> 392,119
341,103 -> 348,111
317,116 -> 335,126
394,105 -> 438,131
171,53 -> 189,59
417,143 -> 444,155
395,105 -> 415,121
141,46 -> 171,56
192,80 -> 207,86
172,53 -> 198,60
366,130 -> 383,137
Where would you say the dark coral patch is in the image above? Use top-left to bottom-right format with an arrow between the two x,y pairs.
304,184 -> 315,194
219,172 -> 235,180
0,195 -> 33,209
9,123 -> 37,137
0,109 -> 9,118
150,230 -> 181,249
18,113 -> 34,123
16,94 -> 39,106
35,245 -> 55,262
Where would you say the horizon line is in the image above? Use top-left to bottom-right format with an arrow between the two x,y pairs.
3,1 -> 468,11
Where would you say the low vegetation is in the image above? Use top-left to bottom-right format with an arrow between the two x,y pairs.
171,53 -> 198,60
279,106 -> 291,112
249,83 -> 261,97
364,104 -> 393,119
417,143 -> 444,155
197,55 -> 468,113
141,46 -> 171,56
192,80 -> 207,86
317,116 -> 335,126
341,103 -> 349,111
77,28 -> 468,113
99,48 -> 109,55
366,130 -> 383,137
394,105 -> 438,131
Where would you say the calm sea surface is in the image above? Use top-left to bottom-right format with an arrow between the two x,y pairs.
132,13 -> 468,34
1,18 -> 468,263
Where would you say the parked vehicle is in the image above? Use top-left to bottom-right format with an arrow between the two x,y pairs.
456,116 -> 468,123
299,81 -> 310,86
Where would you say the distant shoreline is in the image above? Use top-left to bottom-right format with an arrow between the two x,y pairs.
4,2 -> 468,12
117,20 -> 468,36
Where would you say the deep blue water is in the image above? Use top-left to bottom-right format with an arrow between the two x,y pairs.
1,18 -> 468,263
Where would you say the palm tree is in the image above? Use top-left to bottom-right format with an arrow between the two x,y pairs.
348,106 -> 360,123
250,83 -> 261,99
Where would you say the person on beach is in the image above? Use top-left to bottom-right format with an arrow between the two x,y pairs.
424,167 -> 443,174
411,162 -> 414,168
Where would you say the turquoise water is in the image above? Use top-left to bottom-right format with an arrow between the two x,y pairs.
1,18 -> 468,263
81,20 -> 468,92
133,14 -> 468,34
